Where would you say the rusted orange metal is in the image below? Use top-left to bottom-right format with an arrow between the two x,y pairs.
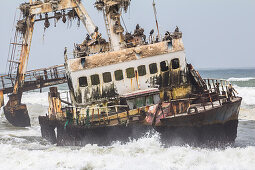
0,90 -> 4,108
48,87 -> 63,120
0,65 -> 66,95
13,16 -> 35,95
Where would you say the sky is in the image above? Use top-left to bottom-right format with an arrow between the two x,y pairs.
0,0 -> 254,74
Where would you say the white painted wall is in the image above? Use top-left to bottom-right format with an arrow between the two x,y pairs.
68,50 -> 187,104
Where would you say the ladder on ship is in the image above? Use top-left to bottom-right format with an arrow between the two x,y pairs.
7,12 -> 24,87
0,11 -> 67,95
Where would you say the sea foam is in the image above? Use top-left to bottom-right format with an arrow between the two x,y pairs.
0,137 -> 255,170
227,77 -> 255,82
235,86 -> 255,106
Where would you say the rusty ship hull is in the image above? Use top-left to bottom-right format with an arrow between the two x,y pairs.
39,97 -> 241,146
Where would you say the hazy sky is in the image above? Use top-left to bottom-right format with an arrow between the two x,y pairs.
0,0 -> 254,73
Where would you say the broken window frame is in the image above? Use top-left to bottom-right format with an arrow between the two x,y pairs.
79,76 -> 88,87
114,70 -> 124,81
160,60 -> 169,72
91,74 -> 100,85
171,58 -> 180,69
149,63 -> 158,74
103,72 -> 112,83
138,65 -> 146,76
126,67 -> 135,78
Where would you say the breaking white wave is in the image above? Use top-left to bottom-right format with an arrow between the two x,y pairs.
0,134 -> 255,170
1,74 -> 255,170
227,77 -> 255,82
234,86 -> 255,106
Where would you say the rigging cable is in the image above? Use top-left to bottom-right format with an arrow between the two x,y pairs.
121,15 -> 128,33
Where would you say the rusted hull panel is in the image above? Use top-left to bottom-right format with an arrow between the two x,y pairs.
158,120 -> 238,146
39,98 -> 241,146
160,97 -> 242,127
39,116 -> 150,146
4,104 -> 30,127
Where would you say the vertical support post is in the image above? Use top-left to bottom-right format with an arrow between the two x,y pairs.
97,108 -> 100,125
212,79 -> 216,92
91,108 -> 94,123
66,91 -> 69,103
48,87 -> 62,120
115,106 -> 120,124
13,15 -> 35,94
0,90 -> 4,108
152,0 -> 160,38
1,76 -> 5,89
207,79 -> 212,92
220,80 -> 225,95
105,104 -> 110,124
208,92 -> 214,107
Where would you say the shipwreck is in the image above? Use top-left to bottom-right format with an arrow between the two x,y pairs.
0,0 -> 241,146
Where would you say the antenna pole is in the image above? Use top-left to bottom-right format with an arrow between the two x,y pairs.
152,0 -> 160,37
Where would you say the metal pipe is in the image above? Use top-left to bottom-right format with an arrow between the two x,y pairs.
152,0 -> 160,38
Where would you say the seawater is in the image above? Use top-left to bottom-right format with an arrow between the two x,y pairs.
0,69 -> 255,170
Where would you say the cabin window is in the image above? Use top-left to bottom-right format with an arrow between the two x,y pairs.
138,65 -> 146,76
103,72 -> 112,83
81,58 -> 86,68
126,67 -> 135,78
115,70 -> 123,81
160,61 -> 169,72
91,74 -> 100,85
171,58 -> 180,69
149,63 -> 158,74
79,77 -> 88,87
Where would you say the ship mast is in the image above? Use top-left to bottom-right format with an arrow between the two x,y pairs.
95,0 -> 130,51
152,0 -> 160,38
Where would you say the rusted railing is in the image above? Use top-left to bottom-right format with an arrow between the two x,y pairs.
203,78 -> 230,96
0,64 -> 66,94
63,105 -> 131,126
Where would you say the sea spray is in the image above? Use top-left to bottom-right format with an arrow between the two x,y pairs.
0,70 -> 255,170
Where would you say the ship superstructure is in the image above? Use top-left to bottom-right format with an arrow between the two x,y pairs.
0,0 -> 242,146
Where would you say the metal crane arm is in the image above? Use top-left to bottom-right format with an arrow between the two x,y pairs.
29,0 -> 96,36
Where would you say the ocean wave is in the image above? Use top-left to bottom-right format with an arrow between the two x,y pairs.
235,86 -> 255,106
0,136 -> 255,170
227,77 -> 255,82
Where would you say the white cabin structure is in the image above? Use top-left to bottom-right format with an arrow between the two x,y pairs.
65,38 -> 194,108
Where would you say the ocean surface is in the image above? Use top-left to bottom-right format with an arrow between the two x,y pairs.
0,68 -> 255,170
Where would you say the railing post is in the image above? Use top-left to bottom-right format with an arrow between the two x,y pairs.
115,106 -> 120,124
1,77 -> 5,89
97,108 -> 100,125
207,79 -> 212,92
91,108 -> 94,124
212,79 -> 216,92
208,92 -> 214,107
